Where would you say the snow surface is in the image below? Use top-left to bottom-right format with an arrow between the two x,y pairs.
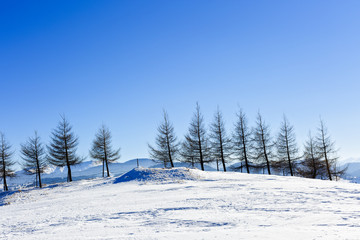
1,167 -> 360,239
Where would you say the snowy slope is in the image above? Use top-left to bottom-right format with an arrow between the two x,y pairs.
1,168 -> 360,239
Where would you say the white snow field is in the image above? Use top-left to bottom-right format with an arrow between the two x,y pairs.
1,167 -> 360,240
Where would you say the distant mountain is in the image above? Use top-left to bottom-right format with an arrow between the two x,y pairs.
341,157 -> 360,164
342,160 -> 360,183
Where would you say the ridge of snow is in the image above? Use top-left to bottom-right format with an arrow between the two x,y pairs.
113,167 -> 202,183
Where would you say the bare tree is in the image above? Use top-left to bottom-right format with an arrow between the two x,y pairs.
90,125 -> 121,177
181,103 -> 211,171
252,112 -> 274,175
0,132 -> 15,191
209,107 -> 231,172
232,108 -> 252,173
275,116 -> 300,176
148,110 -> 179,168
316,118 -> 345,181
180,140 -> 197,168
47,115 -> 83,182
20,131 -> 47,188
299,132 -> 326,179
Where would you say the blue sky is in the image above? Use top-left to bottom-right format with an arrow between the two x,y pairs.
1,0 -> 360,165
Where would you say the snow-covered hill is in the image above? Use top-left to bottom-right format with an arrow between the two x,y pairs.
3,159 -> 218,190
1,168 -> 360,239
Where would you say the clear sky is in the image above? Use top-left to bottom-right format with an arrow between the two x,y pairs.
1,0 -> 360,165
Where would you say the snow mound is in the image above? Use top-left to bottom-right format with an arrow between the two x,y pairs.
114,167 -> 201,183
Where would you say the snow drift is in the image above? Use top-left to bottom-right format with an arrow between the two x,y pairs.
113,167 -> 202,183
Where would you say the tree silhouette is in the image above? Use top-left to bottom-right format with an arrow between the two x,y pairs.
148,110 -> 179,168
232,108 -> 253,173
182,103 -> 211,171
316,119 -> 345,181
0,132 -> 15,191
21,131 -> 47,188
252,112 -> 274,175
275,116 -> 300,176
209,107 -> 231,172
48,115 -> 83,182
299,131 -> 326,179
90,125 -> 121,177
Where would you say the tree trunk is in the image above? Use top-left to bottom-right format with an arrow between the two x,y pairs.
239,122 -> 250,174
105,159 -> 110,177
242,139 -> 250,174
35,151 -> 42,188
64,137 -> 72,182
261,130 -> 271,175
263,146 -> 271,175
324,151 -> 332,181
103,138 -> 110,177
287,156 -> 293,176
3,172 -> 8,191
285,136 -> 293,176
198,139 -> 204,171
322,135 -> 332,181
66,160 -> 72,181
2,156 -> 8,191
219,136 -> 226,172
166,134 -> 174,168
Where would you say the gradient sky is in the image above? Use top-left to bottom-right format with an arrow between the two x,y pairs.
1,0 -> 360,166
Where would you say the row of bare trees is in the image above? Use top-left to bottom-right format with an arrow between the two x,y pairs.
148,103 -> 345,180
0,115 -> 120,191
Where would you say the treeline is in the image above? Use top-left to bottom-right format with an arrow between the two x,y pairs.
0,115 -> 120,191
148,103 -> 346,181
0,105 -> 345,192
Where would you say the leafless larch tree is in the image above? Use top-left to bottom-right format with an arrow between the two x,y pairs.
47,115 -> 83,182
298,131 -> 326,179
232,108 -> 253,173
275,116 -> 300,176
316,119 -> 345,181
20,131 -> 47,188
181,103 -> 211,171
252,112 -> 274,175
209,107 -> 231,172
148,110 -> 179,168
0,132 -> 15,191
90,125 -> 121,177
